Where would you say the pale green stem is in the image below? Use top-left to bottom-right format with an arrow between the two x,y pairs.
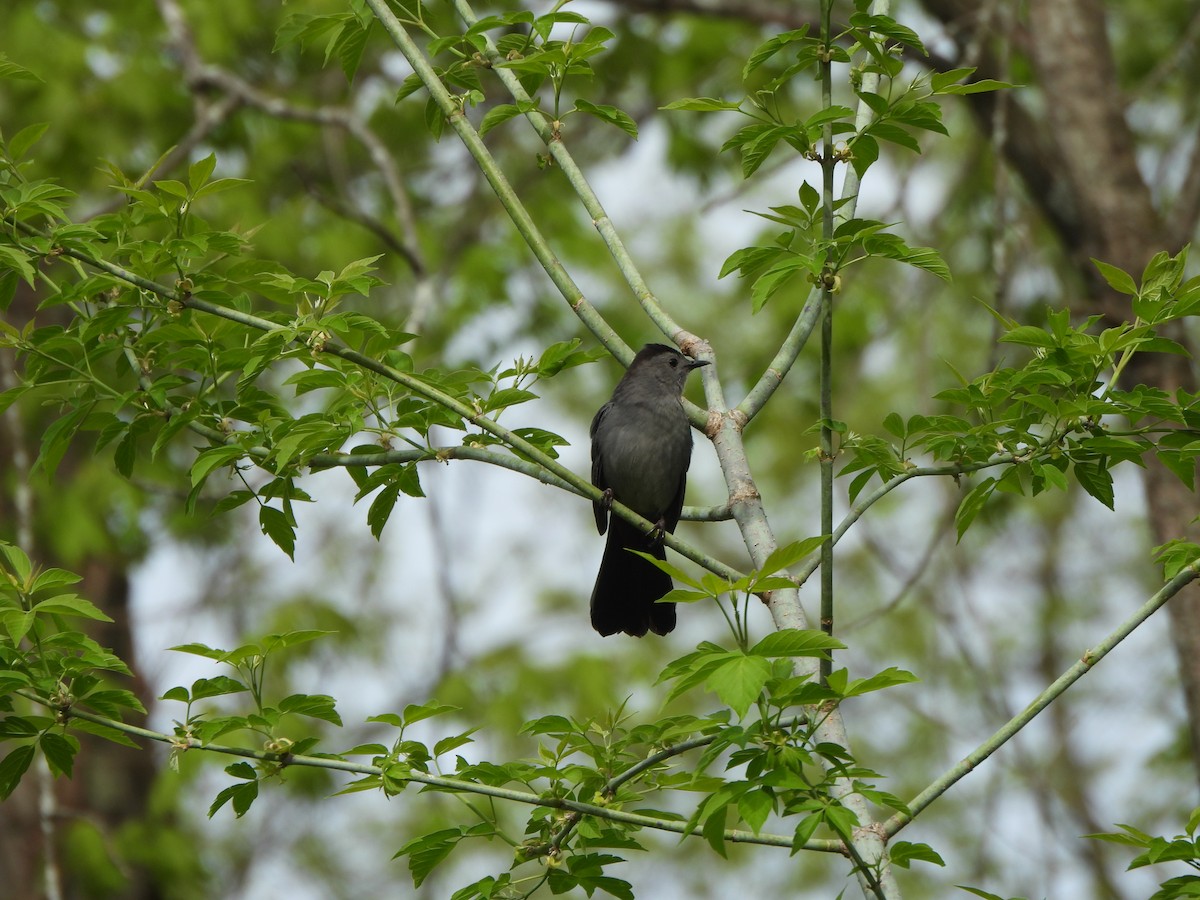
360,0 -> 625,359
5,217 -> 742,582
736,0 -> 891,425
23,693 -> 844,854
446,0 -> 698,366
885,558 -> 1200,834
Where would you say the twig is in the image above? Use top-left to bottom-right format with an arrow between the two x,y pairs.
885,556 -> 1200,836
20,692 -> 845,855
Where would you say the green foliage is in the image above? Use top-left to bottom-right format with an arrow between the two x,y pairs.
0,1 -> 1196,898
1087,810 -> 1200,899
836,250 -> 1200,538
667,20 -> 992,315
0,541 -> 143,799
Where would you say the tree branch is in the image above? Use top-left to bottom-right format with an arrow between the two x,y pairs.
23,693 -> 846,855
885,556 -> 1200,836
5,217 -> 743,581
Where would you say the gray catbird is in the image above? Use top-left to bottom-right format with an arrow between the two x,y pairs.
589,343 -> 708,637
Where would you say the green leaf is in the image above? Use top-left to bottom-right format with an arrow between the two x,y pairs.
433,731 -> 477,757
700,802 -> 729,857
279,693 -> 342,726
423,96 -> 446,141
8,122 -> 50,161
259,506 -> 296,559
938,79 -> 1017,95
804,105 -> 855,129
188,153 -> 217,192
1073,459 -> 1115,510
478,103 -> 524,137
742,26 -> 811,78
889,840 -> 947,869
0,744 -> 35,800
998,325 -> 1057,349
190,445 -> 244,487
396,826 -> 490,888
192,177 -> 251,199
574,99 -> 638,140
0,542 -> 33,586
706,654 -> 771,717
333,17 -> 371,84
190,676 -> 249,701
749,629 -> 844,657
954,888 -> 1008,900
169,642 -> 227,661
841,666 -> 919,697
481,387 -> 537,413
1092,259 -> 1138,296
0,54 -> 43,82
520,714 -> 573,735
209,779 -> 259,818
929,67 -> 977,94
274,12 -> 345,52
33,594 -> 114,622
32,406 -> 91,479
738,788 -> 774,834
367,482 -> 401,539
39,732 -> 78,778
1,609 -> 36,645
849,12 -> 926,53
400,701 -> 460,726
80,689 -> 145,718
757,537 -> 828,577
661,97 -> 742,112
261,630 -> 334,653
866,121 -> 921,153
955,477 -> 996,542
861,233 -> 952,281
0,243 -> 38,286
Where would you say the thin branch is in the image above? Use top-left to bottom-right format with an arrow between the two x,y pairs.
818,0 -> 837,683
22,694 -> 845,855
734,3 -> 887,426
5,217 -> 744,582
448,0 -> 700,366
361,0 -> 628,364
154,0 -> 429,292
884,556 -> 1200,836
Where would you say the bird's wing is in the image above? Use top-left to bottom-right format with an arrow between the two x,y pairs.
589,402 -> 611,534
664,468 -> 687,534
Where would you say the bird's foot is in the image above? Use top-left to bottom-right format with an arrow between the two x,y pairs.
650,517 -> 667,544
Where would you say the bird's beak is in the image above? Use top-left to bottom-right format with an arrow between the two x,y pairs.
687,359 -> 710,370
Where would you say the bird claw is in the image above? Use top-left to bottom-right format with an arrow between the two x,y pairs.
600,487 -> 615,511
650,518 -> 667,544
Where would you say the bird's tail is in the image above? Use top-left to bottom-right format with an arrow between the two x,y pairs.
590,516 -> 676,637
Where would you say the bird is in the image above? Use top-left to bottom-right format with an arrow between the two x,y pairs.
589,343 -> 708,636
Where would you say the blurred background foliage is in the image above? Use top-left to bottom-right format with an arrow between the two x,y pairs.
2,0 -> 1200,897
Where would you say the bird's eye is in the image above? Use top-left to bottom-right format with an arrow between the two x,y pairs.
668,357 -> 678,367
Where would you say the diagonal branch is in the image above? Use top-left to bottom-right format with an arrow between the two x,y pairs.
884,556 -> 1200,836
361,0 -> 628,364
22,693 -> 845,855
448,0 -> 698,366
4,217 -> 743,584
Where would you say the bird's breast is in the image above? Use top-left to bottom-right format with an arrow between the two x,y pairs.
595,400 -> 692,517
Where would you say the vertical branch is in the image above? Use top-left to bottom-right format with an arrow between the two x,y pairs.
818,0 -> 836,684
819,5 -> 900,896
